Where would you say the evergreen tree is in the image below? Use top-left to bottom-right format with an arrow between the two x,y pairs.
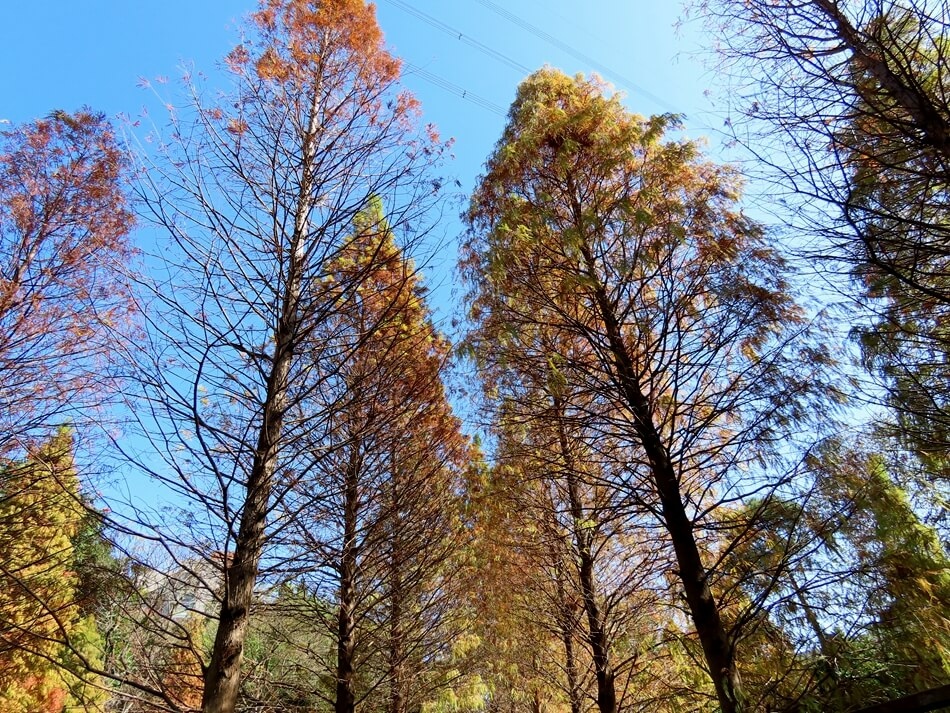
0,428 -> 106,712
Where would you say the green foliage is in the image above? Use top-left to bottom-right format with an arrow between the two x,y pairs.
840,455 -> 950,690
725,440 -> 950,711
850,13 -> 950,477
3,9 -> 949,713
0,428 -> 107,712
239,588 -> 336,711
464,66 -> 837,713
698,0 -> 950,489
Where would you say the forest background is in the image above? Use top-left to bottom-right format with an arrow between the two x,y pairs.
0,1 -> 948,713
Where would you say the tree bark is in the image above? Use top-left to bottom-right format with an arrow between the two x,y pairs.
788,568 -> 832,660
200,359 -> 290,713
201,89 -> 322,713
547,518 -> 584,713
389,473 -> 406,713
389,577 -> 405,713
554,397 -> 617,713
811,0 -> 950,166
336,447 -> 361,713
555,571 -> 584,713
579,242 -> 742,713
852,684 -> 950,713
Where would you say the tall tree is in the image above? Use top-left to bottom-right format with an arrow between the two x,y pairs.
0,429 -> 107,713
121,2 -> 447,711
691,0 -> 950,479
281,202 -> 471,713
0,110 -> 133,456
705,438 -> 950,712
480,338 -> 662,713
807,441 -> 950,700
463,454 -> 579,713
464,68 -> 833,713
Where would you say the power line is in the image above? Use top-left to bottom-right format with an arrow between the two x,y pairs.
387,1 -> 713,131
474,0 -> 677,113
382,0 -> 532,76
405,63 -> 508,116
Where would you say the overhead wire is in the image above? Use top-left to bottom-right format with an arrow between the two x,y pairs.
387,0 -> 711,130
404,63 -> 507,116
382,0 -> 532,75
473,0 -> 678,113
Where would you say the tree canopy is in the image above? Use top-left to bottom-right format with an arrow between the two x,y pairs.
0,3 -> 948,713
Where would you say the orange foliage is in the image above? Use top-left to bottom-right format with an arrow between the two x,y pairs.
0,110 -> 133,455
249,0 -> 401,86
214,0 -> 419,138
162,622 -> 206,712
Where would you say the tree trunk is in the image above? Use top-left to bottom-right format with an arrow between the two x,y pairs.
200,361 -> 289,713
201,88 -> 322,713
788,568 -> 832,659
389,572 -> 405,713
531,687 -> 544,713
556,575 -> 583,713
554,398 -> 617,713
580,243 -> 742,713
336,447 -> 360,713
811,0 -> 950,166
547,519 -> 583,713
389,473 -> 406,713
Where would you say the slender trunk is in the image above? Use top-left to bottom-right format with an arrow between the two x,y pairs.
389,471 -> 405,713
555,571 -> 583,713
531,687 -> 544,713
389,567 -> 404,713
201,88 -> 322,713
201,284 -> 294,713
578,242 -> 742,713
336,447 -> 360,713
545,504 -> 583,713
553,398 -> 617,713
788,569 -> 831,659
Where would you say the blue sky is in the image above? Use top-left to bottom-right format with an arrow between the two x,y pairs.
0,1 -> 718,182
0,1 -> 721,318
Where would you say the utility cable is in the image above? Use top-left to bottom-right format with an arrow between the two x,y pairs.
405,63 -> 508,116
474,0 -> 677,112
382,0 -> 532,76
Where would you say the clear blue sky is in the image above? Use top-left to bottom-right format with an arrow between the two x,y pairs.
0,0 -> 717,184
0,0 -> 720,313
